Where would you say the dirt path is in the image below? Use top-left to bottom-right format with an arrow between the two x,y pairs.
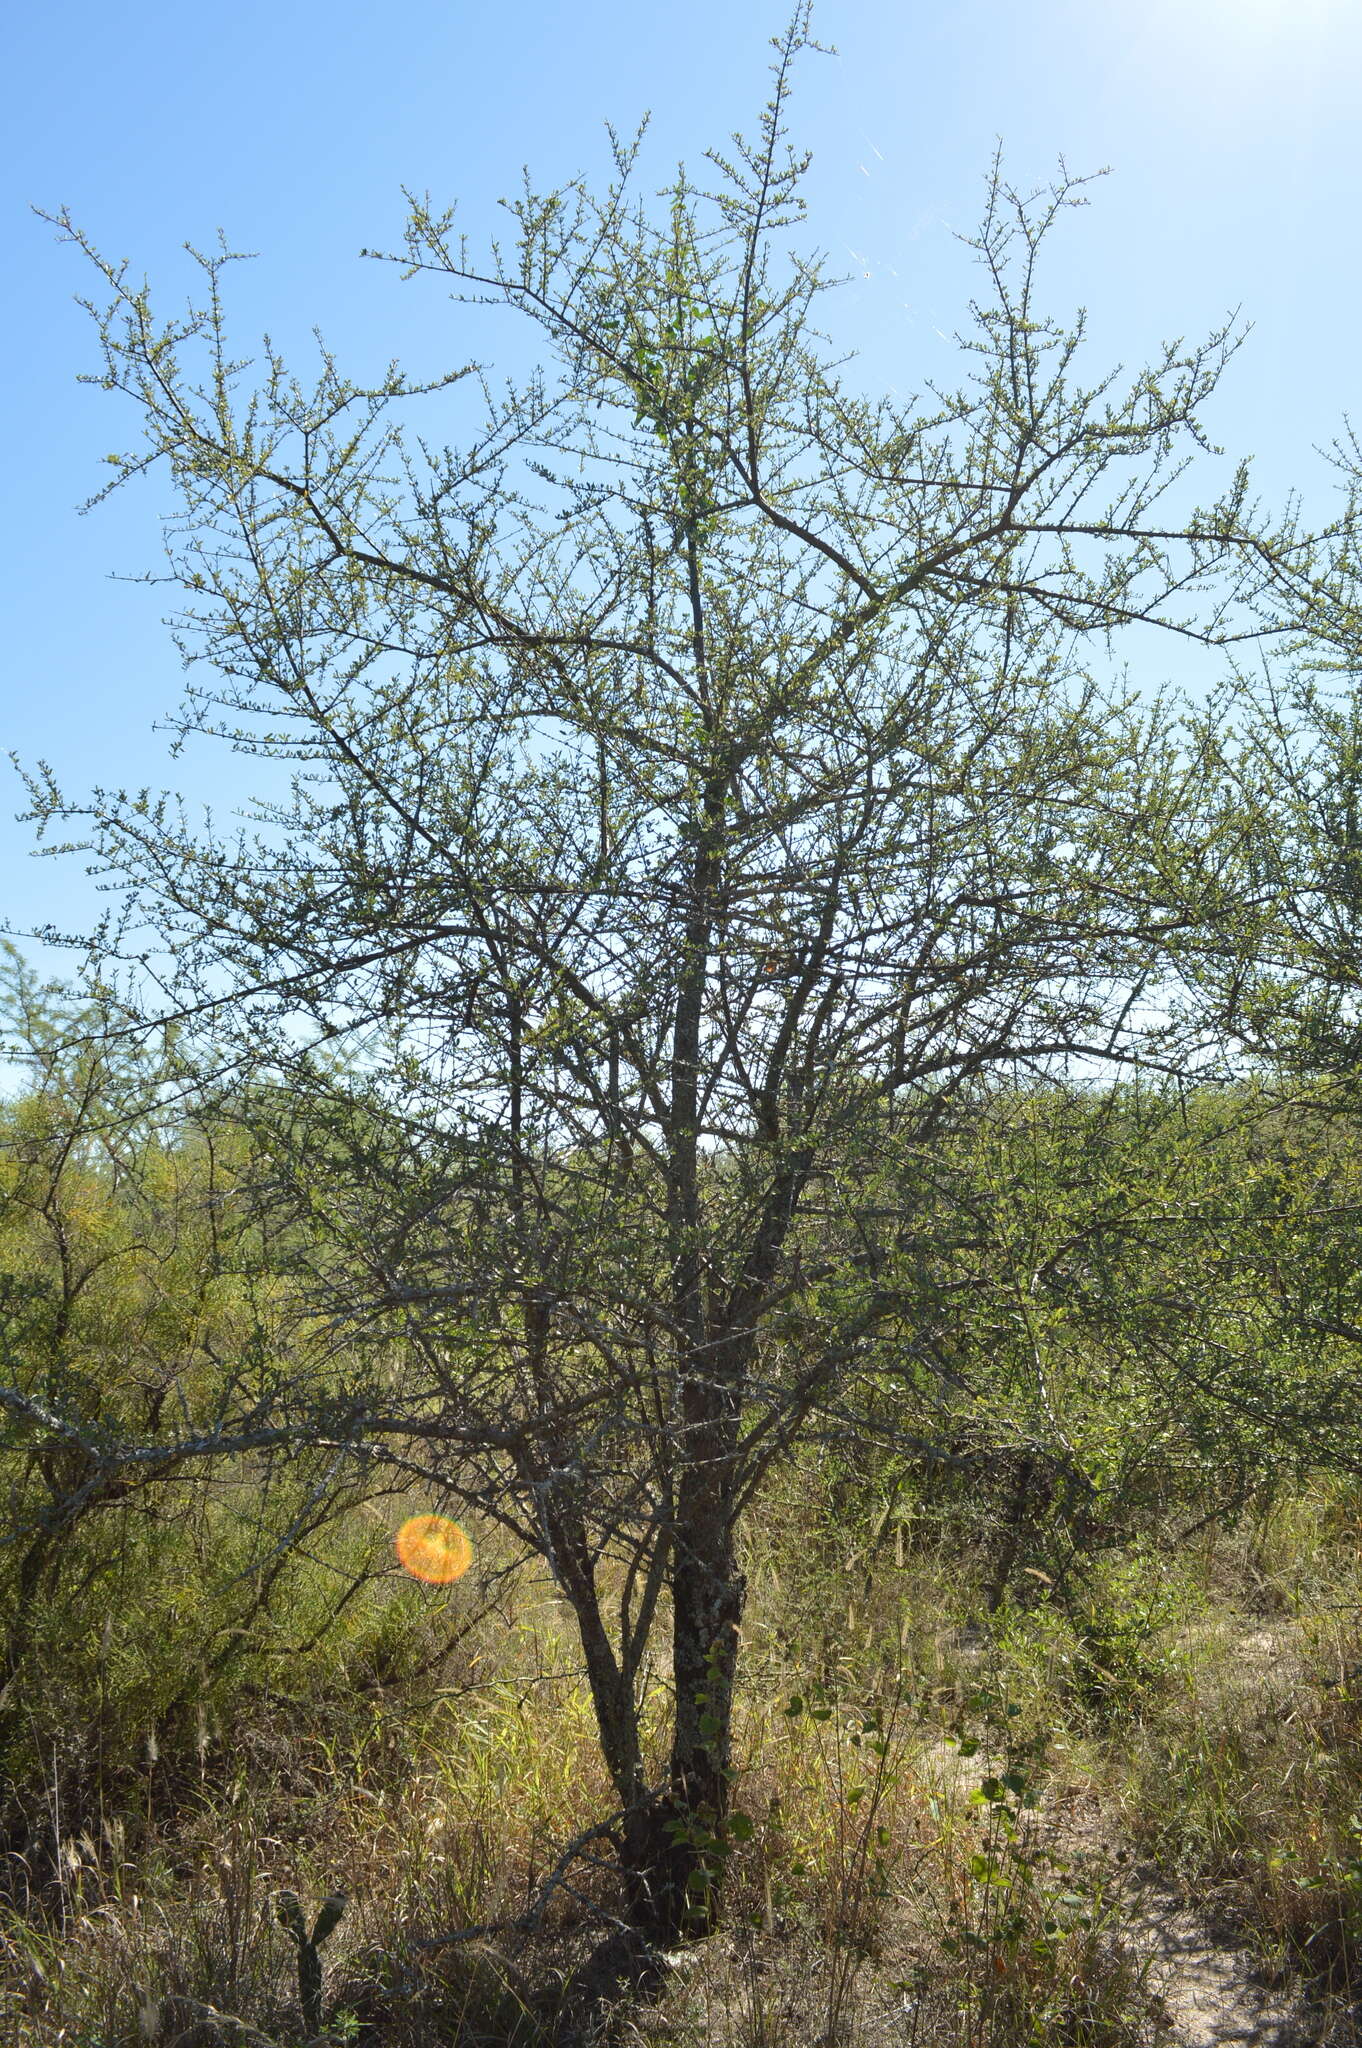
916,1744 -> 1315,2048
1117,1862 -> 1308,2047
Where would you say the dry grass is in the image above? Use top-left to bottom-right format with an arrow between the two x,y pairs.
9,1479 -> 1362,2044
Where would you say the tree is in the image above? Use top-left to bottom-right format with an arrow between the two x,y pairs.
0,950 -> 390,1810
1188,419 -> 1362,1091
0,947 -> 214,1703
23,9 -> 1291,1945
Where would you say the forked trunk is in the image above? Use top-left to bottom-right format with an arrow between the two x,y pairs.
619,1438 -> 746,1941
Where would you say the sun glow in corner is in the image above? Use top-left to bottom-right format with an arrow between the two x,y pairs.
1198,0 -> 1340,16
1129,0 -> 1350,56
395,1514 -> 473,1584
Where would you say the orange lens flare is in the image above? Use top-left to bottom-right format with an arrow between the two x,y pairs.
394,1514 -> 473,1584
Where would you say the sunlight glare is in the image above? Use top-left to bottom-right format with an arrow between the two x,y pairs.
395,1514 -> 473,1584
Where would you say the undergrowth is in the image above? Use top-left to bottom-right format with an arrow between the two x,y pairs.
6,1458 -> 1362,2042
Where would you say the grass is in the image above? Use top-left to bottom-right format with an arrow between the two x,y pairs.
7,1466 -> 1362,2044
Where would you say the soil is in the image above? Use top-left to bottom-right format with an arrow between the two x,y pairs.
1116,1862 -> 1309,2047
901,1728 -> 1322,2048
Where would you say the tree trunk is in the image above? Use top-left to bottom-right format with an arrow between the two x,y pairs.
627,1322 -> 748,1940
613,1521 -> 745,1939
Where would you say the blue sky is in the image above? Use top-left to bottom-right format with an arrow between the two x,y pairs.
4,0 -> 1360,971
